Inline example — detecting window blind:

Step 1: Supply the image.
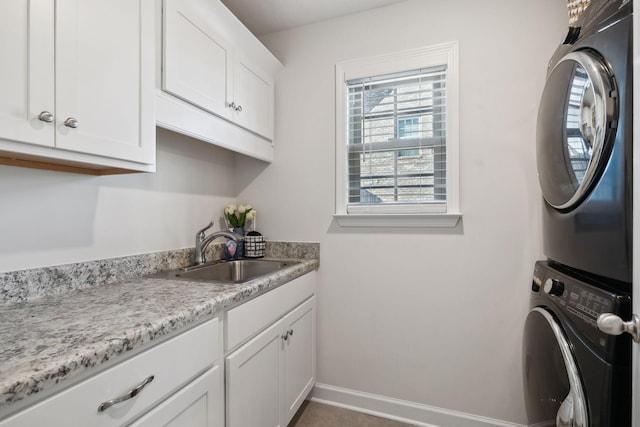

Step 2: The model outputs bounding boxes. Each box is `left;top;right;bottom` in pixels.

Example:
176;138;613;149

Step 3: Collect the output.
346;65;447;213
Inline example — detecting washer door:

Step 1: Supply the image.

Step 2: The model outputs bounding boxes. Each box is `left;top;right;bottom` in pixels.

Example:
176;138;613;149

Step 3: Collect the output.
523;307;588;427
536;49;618;211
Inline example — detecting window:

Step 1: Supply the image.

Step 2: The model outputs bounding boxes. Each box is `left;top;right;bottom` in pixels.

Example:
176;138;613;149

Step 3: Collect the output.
335;42;460;227
397;117;421;156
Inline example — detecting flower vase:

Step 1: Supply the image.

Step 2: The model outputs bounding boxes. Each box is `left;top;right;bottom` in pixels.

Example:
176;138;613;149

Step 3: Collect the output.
234;227;245;258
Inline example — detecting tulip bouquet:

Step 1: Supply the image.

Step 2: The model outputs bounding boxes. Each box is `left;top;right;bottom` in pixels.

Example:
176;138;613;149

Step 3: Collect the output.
224;203;256;229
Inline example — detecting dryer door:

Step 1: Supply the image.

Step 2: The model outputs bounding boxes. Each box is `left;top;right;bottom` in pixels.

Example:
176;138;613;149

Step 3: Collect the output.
536;49;618;211
523;307;588;427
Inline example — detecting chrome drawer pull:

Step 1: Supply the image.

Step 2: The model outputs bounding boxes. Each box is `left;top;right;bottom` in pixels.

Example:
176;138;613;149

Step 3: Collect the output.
97;375;155;412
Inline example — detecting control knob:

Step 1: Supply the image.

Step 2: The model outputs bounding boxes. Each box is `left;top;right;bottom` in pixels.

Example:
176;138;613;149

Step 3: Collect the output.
543;278;564;296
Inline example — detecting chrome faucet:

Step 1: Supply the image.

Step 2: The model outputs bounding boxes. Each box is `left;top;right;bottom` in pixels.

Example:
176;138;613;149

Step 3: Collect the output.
194;221;243;265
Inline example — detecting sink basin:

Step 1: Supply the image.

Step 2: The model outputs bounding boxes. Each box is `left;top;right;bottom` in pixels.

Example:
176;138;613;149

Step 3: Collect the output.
164;259;299;283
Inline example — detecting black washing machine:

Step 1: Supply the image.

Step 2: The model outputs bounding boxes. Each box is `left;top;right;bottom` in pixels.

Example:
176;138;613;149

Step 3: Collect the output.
523;261;631;427
536;0;632;284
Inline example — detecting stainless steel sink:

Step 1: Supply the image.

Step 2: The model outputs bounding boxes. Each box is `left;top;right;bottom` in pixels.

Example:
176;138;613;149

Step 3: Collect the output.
160;259;299;284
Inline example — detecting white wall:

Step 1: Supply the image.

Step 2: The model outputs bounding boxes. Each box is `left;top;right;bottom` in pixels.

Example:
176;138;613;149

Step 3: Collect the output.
236;0;567;424
0;128;237;272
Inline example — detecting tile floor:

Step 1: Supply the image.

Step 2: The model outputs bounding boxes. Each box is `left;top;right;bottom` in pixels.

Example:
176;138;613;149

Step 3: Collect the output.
289;401;414;427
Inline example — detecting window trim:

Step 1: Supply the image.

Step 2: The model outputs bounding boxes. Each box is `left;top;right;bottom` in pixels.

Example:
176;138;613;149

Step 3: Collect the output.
334;42;461;228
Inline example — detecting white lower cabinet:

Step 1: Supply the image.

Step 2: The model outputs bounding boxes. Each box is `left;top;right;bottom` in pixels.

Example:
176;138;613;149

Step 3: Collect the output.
130;366;222;427
0;318;222;427
0;273;317;427
226;319;283;427
281;298;316;424
225;274;317;427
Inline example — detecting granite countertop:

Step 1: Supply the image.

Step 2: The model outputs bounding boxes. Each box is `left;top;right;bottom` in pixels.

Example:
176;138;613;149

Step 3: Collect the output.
0;243;319;417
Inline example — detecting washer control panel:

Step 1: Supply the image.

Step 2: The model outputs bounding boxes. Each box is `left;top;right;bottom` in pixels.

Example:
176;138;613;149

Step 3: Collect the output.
565;283;615;329
532;261;630;358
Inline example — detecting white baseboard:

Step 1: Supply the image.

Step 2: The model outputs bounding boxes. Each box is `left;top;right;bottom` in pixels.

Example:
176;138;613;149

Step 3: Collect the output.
309;383;526;427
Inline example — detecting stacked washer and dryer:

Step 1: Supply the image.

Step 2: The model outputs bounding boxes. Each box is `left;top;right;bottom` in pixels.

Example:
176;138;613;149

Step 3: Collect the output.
522;1;633;426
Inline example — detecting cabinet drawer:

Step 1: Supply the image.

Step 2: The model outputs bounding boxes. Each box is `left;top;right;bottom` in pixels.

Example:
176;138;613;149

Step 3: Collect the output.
0;318;218;427
225;273;315;351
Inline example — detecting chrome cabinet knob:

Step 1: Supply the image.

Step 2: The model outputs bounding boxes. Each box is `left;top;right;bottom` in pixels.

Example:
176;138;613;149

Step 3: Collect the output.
597;313;640;342
64;117;79;128
281;329;294;341
38;111;54;123
226;102;242;112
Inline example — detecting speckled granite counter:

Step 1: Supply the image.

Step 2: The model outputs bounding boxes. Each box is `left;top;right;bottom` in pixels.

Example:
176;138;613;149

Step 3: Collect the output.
0;242;319;417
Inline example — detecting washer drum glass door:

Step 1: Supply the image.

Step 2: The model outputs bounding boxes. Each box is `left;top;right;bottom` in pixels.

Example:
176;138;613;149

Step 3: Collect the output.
536;49;618;211
523;308;588;427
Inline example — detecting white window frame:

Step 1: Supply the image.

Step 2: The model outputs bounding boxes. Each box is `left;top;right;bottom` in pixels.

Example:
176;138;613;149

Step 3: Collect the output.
334;42;461;228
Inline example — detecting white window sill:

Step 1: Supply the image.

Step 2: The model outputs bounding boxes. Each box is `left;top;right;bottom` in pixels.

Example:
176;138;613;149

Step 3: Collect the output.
333;213;462;228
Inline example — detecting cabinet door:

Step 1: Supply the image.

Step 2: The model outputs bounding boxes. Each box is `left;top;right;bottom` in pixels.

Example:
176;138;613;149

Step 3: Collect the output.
163;0;234;122
0;1;54;148
233;55;275;140
226;320;283;427
130;366;222;427
55;0;155;164
281;297;316;426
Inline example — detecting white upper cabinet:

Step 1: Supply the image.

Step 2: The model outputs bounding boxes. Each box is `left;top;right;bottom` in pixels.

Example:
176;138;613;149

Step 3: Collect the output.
157;0;282;162
233;55;275;140
0;1;54;149
0;0;155;175
55;0;156;165
163;0;234;123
